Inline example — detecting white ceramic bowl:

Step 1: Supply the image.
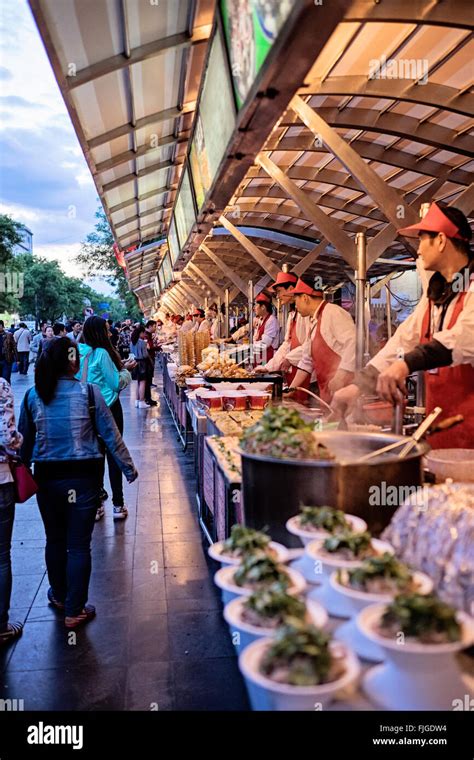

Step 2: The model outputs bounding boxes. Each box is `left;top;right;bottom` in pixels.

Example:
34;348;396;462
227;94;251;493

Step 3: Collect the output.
330;569;433;612
239;638;360;711
208;540;289;567
214;565;306;607
331;571;433;663
286;513;367;546
304;538;394;583
224;596;328;654
357;603;474;710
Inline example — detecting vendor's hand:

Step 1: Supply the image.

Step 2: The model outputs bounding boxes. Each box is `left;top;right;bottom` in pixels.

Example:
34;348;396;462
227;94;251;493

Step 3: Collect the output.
280;358;291;373
331;383;361;418
253;365;267;374
376;360;409;404
327;369;354;397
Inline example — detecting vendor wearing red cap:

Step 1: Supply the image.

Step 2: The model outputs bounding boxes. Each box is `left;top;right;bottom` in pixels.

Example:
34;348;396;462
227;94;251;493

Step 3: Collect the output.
288;276;356;402
254;271;312;385
332;204;474;448
253;292;280;363
191;308;211;334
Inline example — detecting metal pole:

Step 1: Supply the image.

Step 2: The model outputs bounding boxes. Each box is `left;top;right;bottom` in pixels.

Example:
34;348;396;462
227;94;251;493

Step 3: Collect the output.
355;232;367;371
224;288;230;338
385;284;392;339
365;281;371;365
217;296;221;339
248;279;254;366
204;296;208;310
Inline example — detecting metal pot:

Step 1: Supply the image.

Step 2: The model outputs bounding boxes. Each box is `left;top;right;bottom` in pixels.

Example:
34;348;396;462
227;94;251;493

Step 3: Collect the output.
241;431;430;545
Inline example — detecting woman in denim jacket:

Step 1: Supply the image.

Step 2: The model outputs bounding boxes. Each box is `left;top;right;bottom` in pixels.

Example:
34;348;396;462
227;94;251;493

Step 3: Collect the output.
19;338;138;629
77;316;136;522
0;379;24;645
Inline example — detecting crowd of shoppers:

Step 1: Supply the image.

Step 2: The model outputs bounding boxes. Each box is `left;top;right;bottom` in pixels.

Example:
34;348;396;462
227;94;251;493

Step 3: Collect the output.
0;312;157;641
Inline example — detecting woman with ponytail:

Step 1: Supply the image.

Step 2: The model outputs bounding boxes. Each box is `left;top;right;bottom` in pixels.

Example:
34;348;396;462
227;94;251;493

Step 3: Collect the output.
77;316;136;521
18;338;137;629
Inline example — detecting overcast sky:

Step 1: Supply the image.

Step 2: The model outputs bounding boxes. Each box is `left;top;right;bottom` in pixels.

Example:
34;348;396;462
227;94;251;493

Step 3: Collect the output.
0;0;113;295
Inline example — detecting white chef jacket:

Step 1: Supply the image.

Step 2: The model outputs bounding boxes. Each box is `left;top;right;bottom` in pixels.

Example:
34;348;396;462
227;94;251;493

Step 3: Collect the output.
253;313;280;351
180;320;194;334
369;279;474;373
192;319;211;334
264;312;311;372
210;317;220;340
298;302;356;375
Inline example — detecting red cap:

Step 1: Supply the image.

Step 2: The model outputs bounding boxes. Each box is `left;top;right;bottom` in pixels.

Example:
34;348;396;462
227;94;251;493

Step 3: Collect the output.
398;202;469;240
291;278;323;297
255;293;272;304
269;271;298;292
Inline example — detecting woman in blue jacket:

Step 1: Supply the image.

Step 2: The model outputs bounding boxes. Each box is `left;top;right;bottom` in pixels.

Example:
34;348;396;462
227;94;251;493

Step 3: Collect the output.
77;317;136;521
19;337;137;629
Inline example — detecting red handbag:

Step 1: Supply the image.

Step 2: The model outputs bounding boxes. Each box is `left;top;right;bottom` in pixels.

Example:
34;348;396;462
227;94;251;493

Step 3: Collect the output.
8;457;38;503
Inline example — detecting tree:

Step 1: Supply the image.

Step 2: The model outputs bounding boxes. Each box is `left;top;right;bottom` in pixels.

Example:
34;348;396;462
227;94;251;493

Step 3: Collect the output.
21;258;69;323
0;215;27;313
76;207;143;321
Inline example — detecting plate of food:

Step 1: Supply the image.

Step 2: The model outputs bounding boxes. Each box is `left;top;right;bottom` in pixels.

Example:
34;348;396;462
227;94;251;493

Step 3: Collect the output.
238;618;360;711
224;584;327;654
208;525;289;566
358;593;474;709
286;506;367;546
214;551;306;606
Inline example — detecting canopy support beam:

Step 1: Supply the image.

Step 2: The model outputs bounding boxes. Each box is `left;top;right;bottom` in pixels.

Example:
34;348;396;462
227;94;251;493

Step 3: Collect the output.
257;154;357;268
201;243;248;296
218;216;280;279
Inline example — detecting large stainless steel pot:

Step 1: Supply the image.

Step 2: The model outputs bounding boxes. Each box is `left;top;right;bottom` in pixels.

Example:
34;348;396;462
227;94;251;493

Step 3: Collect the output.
241;431;430;545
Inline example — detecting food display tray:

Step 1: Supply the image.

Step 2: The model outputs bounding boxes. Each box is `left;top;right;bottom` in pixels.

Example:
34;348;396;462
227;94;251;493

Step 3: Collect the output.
203;374;283;398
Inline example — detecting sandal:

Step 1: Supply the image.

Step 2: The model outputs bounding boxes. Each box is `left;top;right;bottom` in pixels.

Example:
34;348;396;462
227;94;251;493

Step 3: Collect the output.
65;604;96;629
0;621;24;646
47;587;65;611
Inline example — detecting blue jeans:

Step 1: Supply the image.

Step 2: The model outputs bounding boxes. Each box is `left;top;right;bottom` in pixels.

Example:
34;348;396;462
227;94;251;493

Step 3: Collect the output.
0;483;16;632
36;476;99;617
0;360;12;384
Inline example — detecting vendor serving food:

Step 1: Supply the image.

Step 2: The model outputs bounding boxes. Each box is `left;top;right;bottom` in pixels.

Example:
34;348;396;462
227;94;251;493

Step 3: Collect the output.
254;271;312;391
332;204;473;448
288;276;356;402
252;292;280;364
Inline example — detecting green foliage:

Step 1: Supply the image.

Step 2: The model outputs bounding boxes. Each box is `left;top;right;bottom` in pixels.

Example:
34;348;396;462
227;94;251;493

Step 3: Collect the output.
381;593;461;642
76;206;143;321
299;506;350;532
0;215;27;313
260;619;332;686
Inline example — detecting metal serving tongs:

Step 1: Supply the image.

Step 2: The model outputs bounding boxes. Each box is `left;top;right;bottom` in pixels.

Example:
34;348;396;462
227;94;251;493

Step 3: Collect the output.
356;406;444;463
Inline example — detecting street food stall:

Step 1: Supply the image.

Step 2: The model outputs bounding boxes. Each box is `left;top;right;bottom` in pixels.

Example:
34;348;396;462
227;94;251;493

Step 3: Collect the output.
31;0;473;714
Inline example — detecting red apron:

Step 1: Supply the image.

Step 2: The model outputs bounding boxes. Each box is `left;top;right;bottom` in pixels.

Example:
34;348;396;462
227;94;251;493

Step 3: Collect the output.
285;313;311;403
310;302;352;403
255;314;274;363
421;292;474;448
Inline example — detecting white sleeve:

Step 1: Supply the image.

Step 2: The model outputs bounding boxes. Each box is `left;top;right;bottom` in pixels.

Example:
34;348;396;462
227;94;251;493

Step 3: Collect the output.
260;315;280;349
369;298;427;373
322;306;356;372
433;289;474;366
